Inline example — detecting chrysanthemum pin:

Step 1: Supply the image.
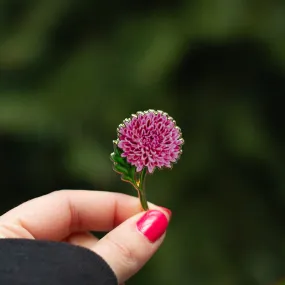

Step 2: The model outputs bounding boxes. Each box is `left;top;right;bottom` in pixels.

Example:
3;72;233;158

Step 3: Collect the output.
110;110;184;211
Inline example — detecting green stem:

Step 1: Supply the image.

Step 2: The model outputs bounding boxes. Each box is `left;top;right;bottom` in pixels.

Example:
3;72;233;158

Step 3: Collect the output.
137;167;148;211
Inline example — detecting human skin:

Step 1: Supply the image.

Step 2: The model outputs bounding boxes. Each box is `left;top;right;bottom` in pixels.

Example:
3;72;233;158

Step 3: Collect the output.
0;190;171;284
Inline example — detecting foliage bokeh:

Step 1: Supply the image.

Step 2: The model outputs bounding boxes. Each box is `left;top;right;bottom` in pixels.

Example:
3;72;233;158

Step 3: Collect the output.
1;1;285;284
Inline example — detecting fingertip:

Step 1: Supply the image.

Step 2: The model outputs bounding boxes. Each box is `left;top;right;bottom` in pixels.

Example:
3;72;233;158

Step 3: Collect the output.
147;203;172;221
93;209;169;283
159;207;172;220
136;210;169;243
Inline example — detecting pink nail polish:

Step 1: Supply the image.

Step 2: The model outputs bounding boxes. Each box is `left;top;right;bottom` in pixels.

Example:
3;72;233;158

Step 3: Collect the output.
136;210;169;243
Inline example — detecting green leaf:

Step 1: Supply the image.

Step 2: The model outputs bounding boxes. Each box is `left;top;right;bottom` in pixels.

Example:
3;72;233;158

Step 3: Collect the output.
113;164;129;175
114;143;121;156
111;142;137;185
110;152;118;163
111;144;130;167
113;163;136;184
111;152;127;166
121;174;134;183
129;165;135;178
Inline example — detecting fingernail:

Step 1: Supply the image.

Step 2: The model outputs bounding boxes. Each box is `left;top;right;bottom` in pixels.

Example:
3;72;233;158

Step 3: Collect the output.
160;207;172;219
136;210;169;243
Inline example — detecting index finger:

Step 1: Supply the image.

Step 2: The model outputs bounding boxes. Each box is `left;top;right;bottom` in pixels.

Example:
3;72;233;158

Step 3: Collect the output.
0;190;154;241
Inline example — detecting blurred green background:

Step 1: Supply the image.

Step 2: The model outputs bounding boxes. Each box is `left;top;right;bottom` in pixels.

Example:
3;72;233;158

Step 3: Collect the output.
1;0;285;284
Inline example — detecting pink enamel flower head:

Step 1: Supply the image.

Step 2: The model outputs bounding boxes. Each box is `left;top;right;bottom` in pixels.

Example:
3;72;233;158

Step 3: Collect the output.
117;110;183;173
111;110;183;211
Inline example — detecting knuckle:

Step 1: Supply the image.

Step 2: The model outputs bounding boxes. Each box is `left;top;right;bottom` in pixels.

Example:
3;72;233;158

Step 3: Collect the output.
105;235;137;267
50;190;81;231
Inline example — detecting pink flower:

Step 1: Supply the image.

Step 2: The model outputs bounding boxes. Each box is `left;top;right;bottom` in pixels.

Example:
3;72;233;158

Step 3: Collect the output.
117;110;183;173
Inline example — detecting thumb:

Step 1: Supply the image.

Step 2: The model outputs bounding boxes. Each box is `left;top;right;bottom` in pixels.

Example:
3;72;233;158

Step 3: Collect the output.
93;209;171;284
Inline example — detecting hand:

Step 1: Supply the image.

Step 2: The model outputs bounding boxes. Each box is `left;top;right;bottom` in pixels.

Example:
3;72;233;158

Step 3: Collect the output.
0;190;171;284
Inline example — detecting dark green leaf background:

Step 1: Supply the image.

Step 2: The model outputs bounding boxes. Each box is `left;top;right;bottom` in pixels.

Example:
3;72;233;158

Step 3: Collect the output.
1;1;285;284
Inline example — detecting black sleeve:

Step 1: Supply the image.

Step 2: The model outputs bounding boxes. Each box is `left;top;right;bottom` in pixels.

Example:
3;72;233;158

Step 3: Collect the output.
0;239;118;285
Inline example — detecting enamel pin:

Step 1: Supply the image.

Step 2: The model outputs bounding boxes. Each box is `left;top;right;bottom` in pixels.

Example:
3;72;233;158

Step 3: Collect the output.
111;110;184;211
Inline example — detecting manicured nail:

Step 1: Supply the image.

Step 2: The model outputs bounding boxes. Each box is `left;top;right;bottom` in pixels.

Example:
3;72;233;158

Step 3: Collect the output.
136;210;169;243
160;207;172;219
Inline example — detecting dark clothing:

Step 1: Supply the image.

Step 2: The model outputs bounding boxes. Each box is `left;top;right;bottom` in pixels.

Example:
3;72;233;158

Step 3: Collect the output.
0;239;117;285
